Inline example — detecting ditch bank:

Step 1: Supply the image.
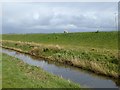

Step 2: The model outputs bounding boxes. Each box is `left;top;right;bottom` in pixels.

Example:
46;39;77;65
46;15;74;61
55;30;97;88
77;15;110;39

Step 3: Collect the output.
2;48;120;88
1;40;119;79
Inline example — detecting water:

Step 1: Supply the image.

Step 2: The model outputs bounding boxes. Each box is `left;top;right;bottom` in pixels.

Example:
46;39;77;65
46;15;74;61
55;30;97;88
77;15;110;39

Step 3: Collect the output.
1;48;120;88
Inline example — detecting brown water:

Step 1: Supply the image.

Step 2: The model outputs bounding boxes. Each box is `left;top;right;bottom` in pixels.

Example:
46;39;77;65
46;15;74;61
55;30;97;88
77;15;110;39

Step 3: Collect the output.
1;48;120;88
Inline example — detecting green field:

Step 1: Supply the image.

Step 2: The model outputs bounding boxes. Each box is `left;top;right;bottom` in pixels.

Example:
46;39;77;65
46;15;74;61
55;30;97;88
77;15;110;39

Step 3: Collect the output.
2;31;118;50
2;53;80;88
2;31;119;78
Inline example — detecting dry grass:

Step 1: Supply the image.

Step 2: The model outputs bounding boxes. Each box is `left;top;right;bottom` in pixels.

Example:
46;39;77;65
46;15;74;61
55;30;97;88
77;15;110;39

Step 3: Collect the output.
1;40;119;79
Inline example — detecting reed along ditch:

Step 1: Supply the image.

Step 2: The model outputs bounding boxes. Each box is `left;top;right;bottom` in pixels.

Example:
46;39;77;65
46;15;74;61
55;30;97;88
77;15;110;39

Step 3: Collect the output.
1;48;120;88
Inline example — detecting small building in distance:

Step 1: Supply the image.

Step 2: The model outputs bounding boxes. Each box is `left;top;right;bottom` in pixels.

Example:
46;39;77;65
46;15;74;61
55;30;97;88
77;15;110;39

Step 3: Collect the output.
64;30;68;33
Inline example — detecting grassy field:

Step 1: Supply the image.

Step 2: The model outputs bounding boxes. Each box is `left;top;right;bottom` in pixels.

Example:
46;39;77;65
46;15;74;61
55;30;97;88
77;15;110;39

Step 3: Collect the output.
2;31;118;50
2;53;80;88
2;31;119;78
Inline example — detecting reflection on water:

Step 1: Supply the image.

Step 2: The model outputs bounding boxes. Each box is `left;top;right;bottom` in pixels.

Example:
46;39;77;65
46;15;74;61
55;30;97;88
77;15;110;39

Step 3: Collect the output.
1;48;120;88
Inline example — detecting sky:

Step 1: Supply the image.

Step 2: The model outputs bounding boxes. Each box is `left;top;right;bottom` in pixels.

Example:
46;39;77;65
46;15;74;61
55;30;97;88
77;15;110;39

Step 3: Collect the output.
2;2;118;34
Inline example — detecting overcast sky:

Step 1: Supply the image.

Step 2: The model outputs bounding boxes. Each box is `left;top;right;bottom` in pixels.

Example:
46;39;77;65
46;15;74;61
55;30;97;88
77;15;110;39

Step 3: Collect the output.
2;2;118;34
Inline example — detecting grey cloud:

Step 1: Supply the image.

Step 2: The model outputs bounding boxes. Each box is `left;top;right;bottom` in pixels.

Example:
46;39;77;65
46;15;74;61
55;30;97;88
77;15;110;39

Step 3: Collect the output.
2;2;118;34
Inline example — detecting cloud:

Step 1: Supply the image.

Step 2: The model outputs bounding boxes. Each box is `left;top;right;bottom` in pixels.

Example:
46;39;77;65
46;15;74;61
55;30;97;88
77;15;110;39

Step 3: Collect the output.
2;2;118;33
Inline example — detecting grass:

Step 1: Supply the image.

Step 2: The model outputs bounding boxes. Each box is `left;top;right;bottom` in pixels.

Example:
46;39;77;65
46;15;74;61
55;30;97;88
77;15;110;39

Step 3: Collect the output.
1;31;119;78
2;31;118;50
0;52;2;89
2;53;80;88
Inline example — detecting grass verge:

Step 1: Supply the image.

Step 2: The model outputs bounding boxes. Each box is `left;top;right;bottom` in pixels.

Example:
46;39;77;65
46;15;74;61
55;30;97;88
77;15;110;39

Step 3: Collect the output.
2;53;80;88
0;52;2;89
